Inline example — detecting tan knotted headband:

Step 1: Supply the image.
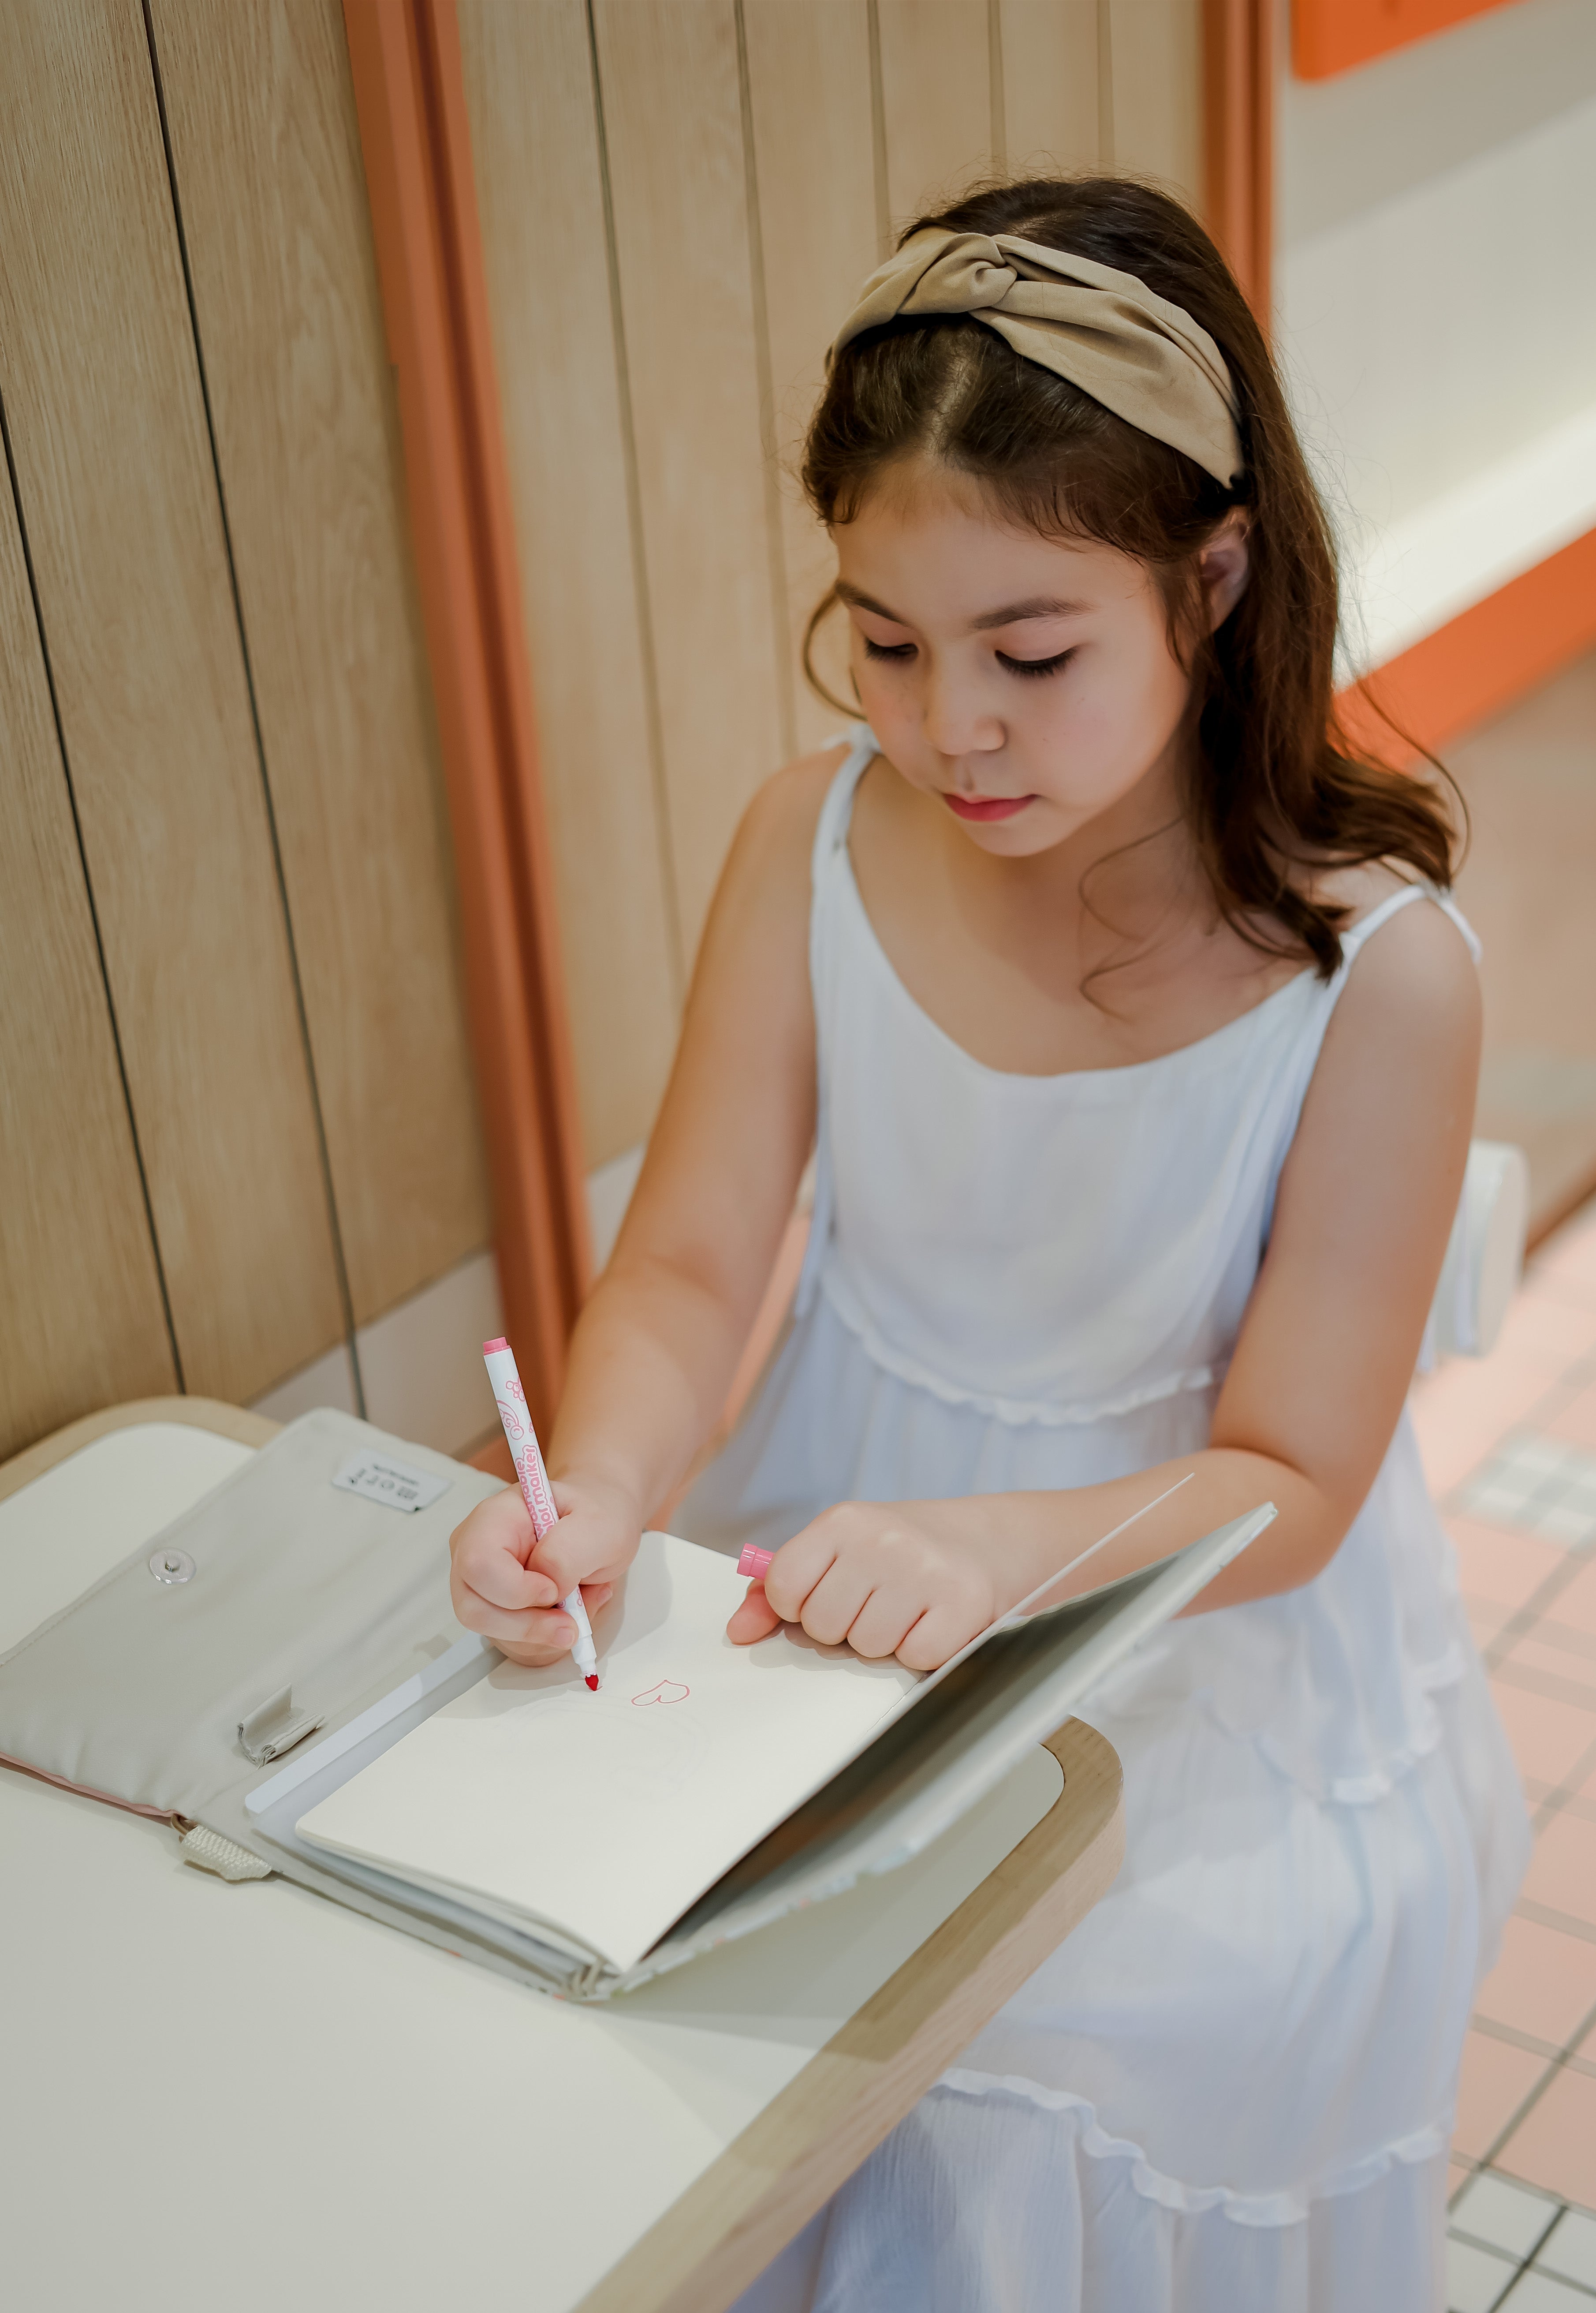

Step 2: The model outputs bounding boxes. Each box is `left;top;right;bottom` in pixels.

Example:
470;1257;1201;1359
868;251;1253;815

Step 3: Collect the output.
829;228;1244;489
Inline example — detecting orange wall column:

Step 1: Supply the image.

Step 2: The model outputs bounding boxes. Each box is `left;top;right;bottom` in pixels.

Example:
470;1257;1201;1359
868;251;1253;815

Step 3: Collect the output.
1203;0;1274;327
343;0;589;1431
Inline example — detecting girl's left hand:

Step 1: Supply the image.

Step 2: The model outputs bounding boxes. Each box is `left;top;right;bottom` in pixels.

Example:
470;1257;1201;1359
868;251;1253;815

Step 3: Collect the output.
726;1500;1007;1670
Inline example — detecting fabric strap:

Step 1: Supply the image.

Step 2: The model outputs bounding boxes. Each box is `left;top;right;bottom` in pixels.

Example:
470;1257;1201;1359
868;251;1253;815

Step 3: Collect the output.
830;229;1243;488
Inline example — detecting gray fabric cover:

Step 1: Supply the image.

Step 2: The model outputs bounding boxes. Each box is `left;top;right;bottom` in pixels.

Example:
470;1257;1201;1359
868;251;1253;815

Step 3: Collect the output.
0;1409;578;1987
0;1408;498;1831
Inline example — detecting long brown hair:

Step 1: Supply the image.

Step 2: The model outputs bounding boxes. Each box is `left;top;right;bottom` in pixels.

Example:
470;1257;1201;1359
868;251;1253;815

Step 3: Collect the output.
802;176;1460;977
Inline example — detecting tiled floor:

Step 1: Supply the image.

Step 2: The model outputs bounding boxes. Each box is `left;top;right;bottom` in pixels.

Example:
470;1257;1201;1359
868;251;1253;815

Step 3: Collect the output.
1411;1198;1596;2308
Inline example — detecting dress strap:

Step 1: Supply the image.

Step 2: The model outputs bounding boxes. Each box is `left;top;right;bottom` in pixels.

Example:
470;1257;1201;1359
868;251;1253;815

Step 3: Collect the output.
1257;882;1479;1252
1336;882;1482;971
808;723;880;888
795;725;880;1323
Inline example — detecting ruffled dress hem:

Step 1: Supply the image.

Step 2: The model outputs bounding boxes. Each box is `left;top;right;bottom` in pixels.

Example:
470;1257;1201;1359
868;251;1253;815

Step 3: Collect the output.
936;2070;1448;2228
1188;1639;1469;1805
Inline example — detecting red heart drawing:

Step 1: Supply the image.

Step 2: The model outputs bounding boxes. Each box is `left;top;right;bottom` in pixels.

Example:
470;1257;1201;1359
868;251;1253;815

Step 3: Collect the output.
631;1679;690;1708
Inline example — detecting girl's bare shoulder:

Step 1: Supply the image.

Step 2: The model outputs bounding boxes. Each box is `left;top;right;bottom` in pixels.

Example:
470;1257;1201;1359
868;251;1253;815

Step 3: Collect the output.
697;745;851;972
1316;861;1480;1050
748;741;850;829
725;742;851;882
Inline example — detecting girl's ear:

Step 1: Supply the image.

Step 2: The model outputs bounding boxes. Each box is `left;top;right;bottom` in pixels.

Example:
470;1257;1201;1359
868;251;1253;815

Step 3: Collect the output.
1198;509;1251;632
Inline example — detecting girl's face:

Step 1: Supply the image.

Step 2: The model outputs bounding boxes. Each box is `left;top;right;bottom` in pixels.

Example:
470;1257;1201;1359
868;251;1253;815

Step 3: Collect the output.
834;467;1247;860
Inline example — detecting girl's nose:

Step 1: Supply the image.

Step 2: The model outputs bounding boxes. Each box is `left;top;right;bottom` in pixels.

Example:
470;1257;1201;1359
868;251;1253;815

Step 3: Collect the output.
921;671;1003;760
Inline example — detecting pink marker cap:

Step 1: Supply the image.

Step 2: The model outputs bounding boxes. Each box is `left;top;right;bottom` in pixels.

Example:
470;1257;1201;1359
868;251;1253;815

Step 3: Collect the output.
737;1544;774;1581
483;1337;509;1354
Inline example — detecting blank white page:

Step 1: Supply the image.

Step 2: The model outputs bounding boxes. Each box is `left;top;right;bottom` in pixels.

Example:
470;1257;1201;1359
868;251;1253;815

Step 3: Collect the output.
296;1534;919;1973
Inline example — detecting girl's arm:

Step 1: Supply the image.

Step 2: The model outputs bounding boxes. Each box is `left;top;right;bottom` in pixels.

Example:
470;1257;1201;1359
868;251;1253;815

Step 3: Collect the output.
447;751;838;1661
730;895;1481;1663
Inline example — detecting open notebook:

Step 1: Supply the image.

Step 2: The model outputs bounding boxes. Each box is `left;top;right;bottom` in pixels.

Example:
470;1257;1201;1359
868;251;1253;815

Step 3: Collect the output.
269;1502;1273;1996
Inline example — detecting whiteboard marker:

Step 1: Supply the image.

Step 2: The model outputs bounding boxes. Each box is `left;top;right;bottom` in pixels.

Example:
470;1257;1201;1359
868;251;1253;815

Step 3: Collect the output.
481;1338;599;1690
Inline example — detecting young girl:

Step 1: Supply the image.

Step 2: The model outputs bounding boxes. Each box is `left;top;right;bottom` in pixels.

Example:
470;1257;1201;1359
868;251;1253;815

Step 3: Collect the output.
450;177;1529;2309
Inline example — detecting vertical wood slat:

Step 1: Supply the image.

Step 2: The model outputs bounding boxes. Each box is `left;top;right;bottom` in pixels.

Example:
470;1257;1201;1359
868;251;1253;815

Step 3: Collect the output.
342;0;590;1429
999;0;1100;175
0;452;178;1461
0;0;348;1407
147;0;492;1327
1201;0;1273;322
457;0;681;1170
1106;0;1204;208
875;0;993;227
590;0;786;957
741;0;879;758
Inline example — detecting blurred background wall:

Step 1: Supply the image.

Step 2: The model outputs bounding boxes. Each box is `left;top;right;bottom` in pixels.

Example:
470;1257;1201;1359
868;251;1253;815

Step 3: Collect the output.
1276;0;1596;1234
3;0;1592;1469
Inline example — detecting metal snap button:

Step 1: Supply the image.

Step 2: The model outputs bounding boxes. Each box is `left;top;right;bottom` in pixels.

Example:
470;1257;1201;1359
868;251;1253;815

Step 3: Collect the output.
148;1547;196;1584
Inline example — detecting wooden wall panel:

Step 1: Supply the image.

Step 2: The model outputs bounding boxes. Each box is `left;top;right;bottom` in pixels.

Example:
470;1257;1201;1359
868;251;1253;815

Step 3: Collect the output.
0;455;178;1460
148;0;492;1321
742;0;880;757
0;0;345;1404
457;0;681;1169
876;0;996;225
1000;0;1100;173
591;0;787;956
1106;0;1203;201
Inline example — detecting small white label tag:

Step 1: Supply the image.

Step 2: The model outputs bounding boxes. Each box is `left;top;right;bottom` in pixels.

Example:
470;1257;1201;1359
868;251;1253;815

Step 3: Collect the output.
331;1450;449;1515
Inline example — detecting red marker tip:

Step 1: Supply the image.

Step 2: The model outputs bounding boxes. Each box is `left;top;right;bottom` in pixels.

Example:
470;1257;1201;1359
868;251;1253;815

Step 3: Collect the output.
585;1674;599;1691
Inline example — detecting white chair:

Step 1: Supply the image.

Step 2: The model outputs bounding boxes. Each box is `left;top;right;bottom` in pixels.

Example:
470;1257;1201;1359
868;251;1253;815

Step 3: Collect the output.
1422;1141;1530;1365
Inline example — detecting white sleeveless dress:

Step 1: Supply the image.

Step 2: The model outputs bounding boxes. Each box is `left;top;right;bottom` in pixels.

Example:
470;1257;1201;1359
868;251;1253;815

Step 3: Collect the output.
681;730;1530;2313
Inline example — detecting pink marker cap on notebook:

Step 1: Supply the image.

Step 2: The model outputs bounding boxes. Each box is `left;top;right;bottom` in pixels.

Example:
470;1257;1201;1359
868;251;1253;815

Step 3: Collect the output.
737;1544;775;1581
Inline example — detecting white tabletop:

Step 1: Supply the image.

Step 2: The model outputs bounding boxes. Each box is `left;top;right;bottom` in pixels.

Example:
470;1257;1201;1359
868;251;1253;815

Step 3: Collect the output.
0;1424;1066;2313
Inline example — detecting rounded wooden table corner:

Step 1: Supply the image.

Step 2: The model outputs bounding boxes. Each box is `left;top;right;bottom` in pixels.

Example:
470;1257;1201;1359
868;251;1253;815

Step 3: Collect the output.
0;1394;281;1506
577;1716;1124;2313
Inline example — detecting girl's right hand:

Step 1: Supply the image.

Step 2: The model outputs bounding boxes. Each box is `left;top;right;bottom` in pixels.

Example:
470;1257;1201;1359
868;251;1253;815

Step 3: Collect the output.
448;1471;641;1667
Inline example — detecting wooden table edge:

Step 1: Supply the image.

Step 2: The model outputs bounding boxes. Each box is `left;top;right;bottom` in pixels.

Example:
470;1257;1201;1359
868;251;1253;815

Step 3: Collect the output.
3;1402;1125;2313
0;1395;282;1505
577;1715;1124;2313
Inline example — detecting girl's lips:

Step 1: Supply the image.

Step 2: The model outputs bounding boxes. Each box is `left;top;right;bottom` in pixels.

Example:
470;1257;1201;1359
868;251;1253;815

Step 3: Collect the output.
943;791;1035;823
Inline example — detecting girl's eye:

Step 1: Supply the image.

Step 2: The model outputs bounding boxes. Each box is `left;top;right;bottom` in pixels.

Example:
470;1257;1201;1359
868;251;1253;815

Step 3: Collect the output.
861;637;916;662
996;648;1075;680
